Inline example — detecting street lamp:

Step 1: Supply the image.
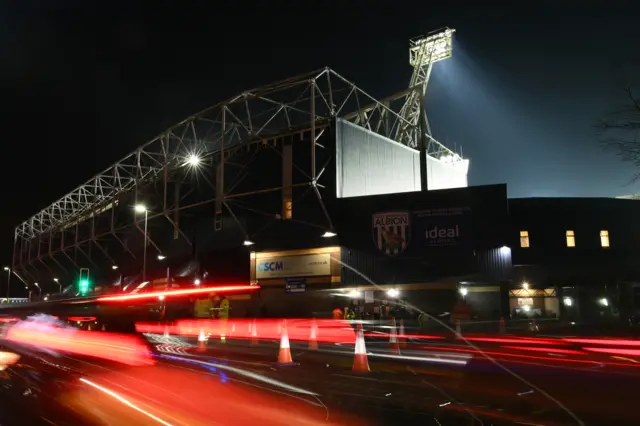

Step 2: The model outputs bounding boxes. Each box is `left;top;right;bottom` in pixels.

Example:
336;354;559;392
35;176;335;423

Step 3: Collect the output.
157;254;166;261
3;266;10;298
322;231;337;238
34;282;41;297
53;278;61;294
185;153;201;167
135;204;148;282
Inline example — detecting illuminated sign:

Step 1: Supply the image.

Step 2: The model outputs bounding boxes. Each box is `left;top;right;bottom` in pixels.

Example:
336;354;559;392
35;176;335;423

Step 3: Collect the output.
256;253;331;279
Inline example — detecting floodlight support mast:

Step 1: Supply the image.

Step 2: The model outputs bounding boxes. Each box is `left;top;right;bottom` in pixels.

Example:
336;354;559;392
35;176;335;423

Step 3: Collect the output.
395;27;456;149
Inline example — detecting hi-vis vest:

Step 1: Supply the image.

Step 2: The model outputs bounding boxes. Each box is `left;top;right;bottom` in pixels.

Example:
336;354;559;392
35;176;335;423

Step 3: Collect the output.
195;298;213;318
218;299;230;319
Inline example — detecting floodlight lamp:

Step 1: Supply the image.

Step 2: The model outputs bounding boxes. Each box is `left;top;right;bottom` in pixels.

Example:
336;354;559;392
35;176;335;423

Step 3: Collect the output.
112;265;118;270
322;231;337;238
194;279;201;285
409;27;455;67
243;240;254;246
53;278;59;282
459;287;468;296
157;255;166;261
3;267;8;271
134;204;147;213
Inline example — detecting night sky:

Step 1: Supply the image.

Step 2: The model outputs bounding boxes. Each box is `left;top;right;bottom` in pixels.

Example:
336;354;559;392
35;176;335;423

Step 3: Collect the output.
2;2;639;265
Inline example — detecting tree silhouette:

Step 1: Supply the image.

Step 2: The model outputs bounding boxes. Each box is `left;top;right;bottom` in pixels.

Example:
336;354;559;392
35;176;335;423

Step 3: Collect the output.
597;85;640;182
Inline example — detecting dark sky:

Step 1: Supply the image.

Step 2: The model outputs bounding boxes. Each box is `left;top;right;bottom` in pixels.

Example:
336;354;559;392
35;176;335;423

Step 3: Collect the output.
2;2;640;263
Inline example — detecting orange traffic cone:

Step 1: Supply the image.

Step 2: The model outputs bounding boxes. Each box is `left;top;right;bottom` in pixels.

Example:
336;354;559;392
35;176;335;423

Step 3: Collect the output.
308;319;318;350
499;317;506;334
389;317;400;354
251;319;258;346
197;328;208;352
277;320;293;364
352;323;370;373
399;318;407;348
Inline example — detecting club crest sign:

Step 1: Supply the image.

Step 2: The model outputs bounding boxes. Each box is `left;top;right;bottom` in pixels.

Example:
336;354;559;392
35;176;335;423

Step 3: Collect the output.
372;212;410;256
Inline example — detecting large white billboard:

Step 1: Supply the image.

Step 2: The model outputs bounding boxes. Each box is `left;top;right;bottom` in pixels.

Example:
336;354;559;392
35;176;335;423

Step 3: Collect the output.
255;253;331;279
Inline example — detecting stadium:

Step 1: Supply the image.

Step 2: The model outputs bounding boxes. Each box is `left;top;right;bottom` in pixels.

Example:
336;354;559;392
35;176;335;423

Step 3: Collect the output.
10;28;514;318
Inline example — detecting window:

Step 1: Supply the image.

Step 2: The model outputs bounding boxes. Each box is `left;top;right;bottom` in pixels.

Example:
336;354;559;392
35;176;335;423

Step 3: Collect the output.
519;231;530;248
566;230;575;247
600;230;610;248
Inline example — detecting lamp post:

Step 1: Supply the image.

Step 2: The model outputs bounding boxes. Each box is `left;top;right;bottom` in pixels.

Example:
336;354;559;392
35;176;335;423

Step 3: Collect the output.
34;282;42;297
3;266;10;298
53;278;61;294
135;204;148;282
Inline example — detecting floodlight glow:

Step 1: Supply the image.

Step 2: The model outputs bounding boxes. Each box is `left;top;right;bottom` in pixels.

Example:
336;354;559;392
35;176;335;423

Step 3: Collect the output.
3;267;8;271
112;265;118;270
134;204;147;213
194;279;201;286
322;231;337;238
243;240;254;246
459;287;468;297
387;289;399;298
157;255;166;260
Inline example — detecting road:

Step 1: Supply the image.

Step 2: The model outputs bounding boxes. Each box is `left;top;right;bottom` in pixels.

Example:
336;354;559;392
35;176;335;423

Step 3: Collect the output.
3;324;640;425
138;332;640;425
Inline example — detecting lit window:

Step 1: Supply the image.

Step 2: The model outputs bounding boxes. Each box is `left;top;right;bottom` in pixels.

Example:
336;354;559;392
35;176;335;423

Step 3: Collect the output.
600;230;610;248
519;231;530;248
566;230;575;248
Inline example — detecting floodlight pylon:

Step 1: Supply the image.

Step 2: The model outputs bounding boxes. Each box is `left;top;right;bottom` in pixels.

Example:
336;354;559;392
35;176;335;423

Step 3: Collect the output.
395;27;455;148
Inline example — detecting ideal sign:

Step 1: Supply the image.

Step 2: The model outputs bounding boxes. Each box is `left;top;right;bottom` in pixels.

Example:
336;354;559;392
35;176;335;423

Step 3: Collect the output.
417;207;470;247
425;225;460;242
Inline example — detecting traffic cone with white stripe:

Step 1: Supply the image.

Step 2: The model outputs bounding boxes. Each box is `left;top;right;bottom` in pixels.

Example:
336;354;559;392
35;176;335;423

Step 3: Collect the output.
308;319;318;350
277;320;293;364
399;318;407;348
352;323;370;373
389;317;400;354
197;328;208;352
